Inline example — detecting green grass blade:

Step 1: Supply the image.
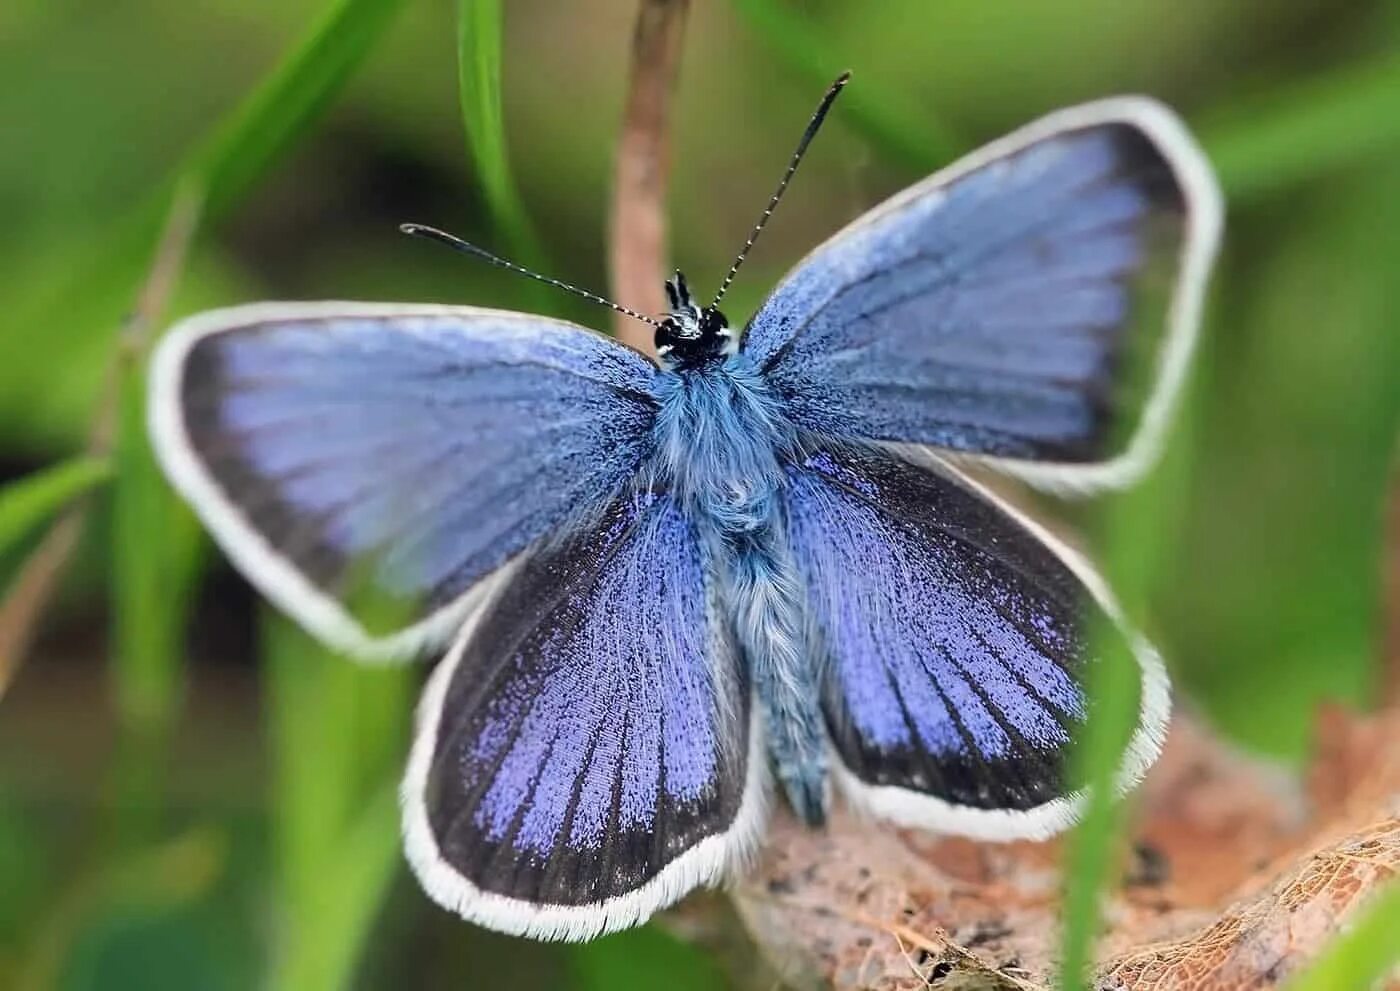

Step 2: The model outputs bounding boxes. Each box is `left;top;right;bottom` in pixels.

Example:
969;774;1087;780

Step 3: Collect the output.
1057;356;1203;989
728;0;962;171
187;0;411;220
0;458;110;559
264;611;411;991
1055;631;1141;991
107;354;208;851
1203;52;1400;202
1057;515;1160;987
110;362;205;736
109;186;205;747
296;782;404;991
456;0;542;258
1282;881;1400;991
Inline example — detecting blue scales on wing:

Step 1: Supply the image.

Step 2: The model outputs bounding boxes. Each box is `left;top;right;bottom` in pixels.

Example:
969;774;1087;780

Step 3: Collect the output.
746;118;1192;471
409;489;752;923
784;444;1149;828
162;306;659;656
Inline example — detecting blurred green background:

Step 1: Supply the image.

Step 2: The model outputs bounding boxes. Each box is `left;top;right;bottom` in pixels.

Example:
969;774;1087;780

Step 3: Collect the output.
2;0;1399;988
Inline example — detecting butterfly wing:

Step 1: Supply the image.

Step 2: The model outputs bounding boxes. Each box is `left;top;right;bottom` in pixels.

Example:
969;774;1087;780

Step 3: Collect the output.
784;444;1167;838
401;489;762;940
746;98;1221;494
149;302;659;661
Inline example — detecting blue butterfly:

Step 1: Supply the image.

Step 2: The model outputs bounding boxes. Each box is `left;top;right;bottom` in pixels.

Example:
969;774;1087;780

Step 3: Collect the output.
148;76;1221;941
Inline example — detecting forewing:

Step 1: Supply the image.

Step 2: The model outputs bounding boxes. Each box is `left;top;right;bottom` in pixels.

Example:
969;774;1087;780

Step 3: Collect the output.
402;490;762;940
784;444;1167;838
748;98;1221;493
149;302;659;661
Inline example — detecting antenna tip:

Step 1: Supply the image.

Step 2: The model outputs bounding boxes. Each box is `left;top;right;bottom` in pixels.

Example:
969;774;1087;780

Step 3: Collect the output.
400;223;455;245
833;70;852;86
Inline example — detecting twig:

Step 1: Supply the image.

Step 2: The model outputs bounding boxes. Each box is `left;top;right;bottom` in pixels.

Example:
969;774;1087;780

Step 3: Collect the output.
0;182;204;697
608;0;689;353
0;513;84;695
127;185;205;357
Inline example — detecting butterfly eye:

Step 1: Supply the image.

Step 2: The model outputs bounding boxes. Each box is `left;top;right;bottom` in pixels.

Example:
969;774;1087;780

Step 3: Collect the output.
656;317;684;353
701;308;729;336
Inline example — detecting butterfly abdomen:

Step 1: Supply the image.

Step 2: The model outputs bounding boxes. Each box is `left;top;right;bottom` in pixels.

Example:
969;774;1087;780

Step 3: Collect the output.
651;357;828;824
723;525;827;823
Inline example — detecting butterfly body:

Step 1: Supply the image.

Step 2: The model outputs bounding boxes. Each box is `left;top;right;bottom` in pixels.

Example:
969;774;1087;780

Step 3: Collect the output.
651;343;828;823
149;95;1222;940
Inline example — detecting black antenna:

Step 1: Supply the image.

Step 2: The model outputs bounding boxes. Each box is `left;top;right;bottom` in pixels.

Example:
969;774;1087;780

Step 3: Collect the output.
399;223;662;328
710;71;851;310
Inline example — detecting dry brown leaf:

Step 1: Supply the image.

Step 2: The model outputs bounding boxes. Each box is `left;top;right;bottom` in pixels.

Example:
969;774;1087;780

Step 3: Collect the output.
731;705;1400;990
728;486;1400;990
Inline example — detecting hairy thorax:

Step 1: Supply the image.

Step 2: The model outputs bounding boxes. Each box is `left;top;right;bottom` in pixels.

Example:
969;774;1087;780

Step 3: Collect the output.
650;354;796;537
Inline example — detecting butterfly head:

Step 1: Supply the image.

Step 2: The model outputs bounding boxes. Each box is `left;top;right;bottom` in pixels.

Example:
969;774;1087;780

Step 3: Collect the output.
656;270;732;368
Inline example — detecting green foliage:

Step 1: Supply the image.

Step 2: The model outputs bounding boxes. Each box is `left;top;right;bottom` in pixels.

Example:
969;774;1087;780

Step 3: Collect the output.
263;613;411;991
571;925;729;991
1162;164;1400;755
32;829;233;991
0;0;411;453
185;0;411;221
0;457;109;560
1203;52;1400;202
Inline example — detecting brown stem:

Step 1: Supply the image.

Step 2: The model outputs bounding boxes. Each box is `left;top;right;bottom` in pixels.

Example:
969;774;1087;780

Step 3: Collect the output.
0;182;203;698
608;0;689;354
0;512;84;695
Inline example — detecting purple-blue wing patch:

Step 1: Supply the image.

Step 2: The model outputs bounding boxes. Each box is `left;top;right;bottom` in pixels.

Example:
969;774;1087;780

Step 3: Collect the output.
785;445;1129;813
164;308;657;647
747;121;1190;464
413;489;750;909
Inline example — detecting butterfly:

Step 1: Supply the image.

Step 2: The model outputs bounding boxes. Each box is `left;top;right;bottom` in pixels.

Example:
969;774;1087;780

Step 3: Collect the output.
148;75;1221;941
